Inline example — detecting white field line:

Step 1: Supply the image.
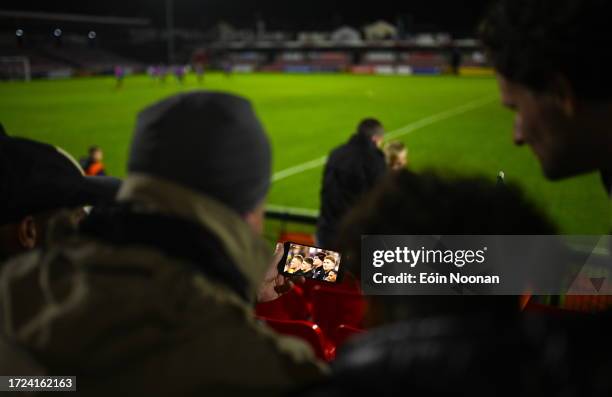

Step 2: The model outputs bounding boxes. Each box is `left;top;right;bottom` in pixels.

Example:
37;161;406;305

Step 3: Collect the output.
272;156;329;182
265;204;320;217
271;95;497;183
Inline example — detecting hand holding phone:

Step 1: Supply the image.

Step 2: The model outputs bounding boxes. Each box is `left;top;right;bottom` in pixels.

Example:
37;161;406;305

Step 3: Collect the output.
257;243;306;303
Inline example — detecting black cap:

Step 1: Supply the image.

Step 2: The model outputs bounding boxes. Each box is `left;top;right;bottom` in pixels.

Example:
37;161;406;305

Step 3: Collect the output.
0;135;121;225
128;91;271;214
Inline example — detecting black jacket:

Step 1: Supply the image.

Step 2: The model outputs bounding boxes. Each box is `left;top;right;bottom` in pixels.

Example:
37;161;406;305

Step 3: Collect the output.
312;266;325;280
317;133;386;247
297;270;314;279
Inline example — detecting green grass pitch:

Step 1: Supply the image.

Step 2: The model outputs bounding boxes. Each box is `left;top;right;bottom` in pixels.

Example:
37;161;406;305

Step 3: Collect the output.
0;73;609;236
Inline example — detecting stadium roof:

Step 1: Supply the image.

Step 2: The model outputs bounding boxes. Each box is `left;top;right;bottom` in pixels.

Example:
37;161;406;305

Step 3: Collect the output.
0;10;150;26
3;0;490;36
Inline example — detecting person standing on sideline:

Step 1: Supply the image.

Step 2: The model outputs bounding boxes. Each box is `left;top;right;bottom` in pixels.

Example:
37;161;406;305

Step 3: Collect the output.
317;118;386;248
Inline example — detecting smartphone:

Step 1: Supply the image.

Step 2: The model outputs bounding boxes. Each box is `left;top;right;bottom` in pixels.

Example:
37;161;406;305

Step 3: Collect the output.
278;242;343;284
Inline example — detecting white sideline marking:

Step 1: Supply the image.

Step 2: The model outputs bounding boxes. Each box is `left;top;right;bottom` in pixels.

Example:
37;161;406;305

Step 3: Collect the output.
266;204;320;217
271;95;497;183
272;156;328;182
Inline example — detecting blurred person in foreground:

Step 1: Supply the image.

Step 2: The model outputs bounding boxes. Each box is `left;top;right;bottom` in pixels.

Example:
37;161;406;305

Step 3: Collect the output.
317;118;386;248
383;141;408;171
0;92;326;395
0;135;120;262
301;171;612;397
80;145;107;176
480;0;612;200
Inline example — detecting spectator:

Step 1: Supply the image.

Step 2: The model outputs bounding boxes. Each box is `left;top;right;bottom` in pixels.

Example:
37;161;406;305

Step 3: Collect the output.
288;255;304;274
312;252;326;280
338;170;556;290
299;257;315;278
0;135;120;262
383;141;408;171
324;269;337;283
449;46;462;76
81;145;106;176
301;171;612;396
0;92;325;395
322;256;336;273
480;0;612;197
317;118;386;248
114;65;125;88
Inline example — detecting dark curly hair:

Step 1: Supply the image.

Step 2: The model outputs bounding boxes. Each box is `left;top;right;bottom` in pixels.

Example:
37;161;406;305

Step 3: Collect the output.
337;170;557;319
338;170;556;279
357;118;383;138
480;0;612;100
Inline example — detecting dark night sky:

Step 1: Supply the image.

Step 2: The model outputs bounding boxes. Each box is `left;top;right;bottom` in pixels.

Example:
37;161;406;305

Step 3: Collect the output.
3;0;493;36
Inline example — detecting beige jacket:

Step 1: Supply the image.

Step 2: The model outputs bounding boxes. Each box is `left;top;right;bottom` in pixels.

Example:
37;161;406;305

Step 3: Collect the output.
0;175;327;395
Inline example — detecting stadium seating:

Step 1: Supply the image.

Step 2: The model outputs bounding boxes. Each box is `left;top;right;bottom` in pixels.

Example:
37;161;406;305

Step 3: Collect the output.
310;285;367;336
265;51;350;73
228;51;264;72
255;270;367;354
362;51;396;65
43;44;141;73
0;33;141;79
258;317;336;361
277;231;315;246
0;44;71;79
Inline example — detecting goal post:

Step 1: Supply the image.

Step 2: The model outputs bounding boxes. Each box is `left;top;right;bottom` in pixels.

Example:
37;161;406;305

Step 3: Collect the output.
0;56;31;82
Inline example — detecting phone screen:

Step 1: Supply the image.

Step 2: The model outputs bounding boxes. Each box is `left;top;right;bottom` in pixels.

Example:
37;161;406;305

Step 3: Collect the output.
280;242;342;283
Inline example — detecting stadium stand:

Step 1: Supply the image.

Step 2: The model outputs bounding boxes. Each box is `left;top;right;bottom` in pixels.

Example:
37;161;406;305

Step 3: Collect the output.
399;51;447;74
1;9;490;80
228;51;264;72
262;52;350;73
0;37;69;78
41;43;141;73
0;33;140;78
362;51;396;66
258;317;336;362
